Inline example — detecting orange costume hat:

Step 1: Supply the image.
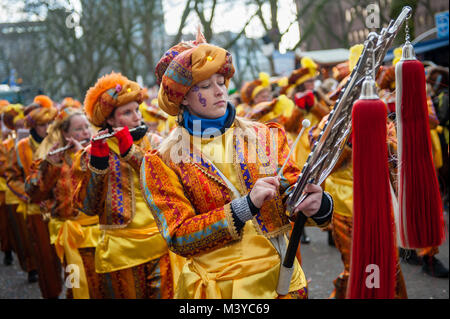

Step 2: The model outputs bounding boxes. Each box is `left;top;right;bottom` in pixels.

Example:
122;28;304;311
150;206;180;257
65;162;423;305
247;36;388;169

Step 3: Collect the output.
84;72;148;127
24;95;58;128
280;57;318;95
60;97;82;110
0;100;10;109
240;72;271;105
155;29;235;116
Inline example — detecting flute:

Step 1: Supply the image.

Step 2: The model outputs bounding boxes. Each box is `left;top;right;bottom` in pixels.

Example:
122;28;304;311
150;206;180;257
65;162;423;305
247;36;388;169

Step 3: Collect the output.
91;125;147;141
48;139;91;156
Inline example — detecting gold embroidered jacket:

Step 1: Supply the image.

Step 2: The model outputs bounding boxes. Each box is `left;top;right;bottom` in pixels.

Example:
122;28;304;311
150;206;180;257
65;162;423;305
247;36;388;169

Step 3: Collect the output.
141;120;330;258
73;133;161;229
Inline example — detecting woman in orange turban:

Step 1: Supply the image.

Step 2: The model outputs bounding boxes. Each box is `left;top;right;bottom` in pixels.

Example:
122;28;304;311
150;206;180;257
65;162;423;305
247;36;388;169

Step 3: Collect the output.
72;72;179;299
5;95;62;298
141;30;333;299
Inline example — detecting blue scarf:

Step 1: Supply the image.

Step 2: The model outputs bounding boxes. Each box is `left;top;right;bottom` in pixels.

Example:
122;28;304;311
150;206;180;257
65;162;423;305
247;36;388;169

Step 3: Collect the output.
183;102;236;136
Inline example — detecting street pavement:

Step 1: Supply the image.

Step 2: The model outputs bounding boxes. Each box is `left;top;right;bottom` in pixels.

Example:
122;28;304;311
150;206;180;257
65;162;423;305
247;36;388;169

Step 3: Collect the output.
0;215;448;299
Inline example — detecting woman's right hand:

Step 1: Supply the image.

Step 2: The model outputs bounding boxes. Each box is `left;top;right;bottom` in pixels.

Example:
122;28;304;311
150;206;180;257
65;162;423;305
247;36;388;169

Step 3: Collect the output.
249;176;281;208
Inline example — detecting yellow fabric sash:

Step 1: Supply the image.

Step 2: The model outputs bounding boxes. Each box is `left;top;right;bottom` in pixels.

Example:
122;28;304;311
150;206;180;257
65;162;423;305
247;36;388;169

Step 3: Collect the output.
105;224;161;239
0;177;7;192
15;202;41;220
175;221;305;299
48;218;65;245
15;201;29;219
54;215;99;299
4;188;20;205
185;255;280;299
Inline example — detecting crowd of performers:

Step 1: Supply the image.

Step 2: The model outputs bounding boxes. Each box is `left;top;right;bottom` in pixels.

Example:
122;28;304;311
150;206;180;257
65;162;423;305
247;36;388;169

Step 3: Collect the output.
0;31;448;299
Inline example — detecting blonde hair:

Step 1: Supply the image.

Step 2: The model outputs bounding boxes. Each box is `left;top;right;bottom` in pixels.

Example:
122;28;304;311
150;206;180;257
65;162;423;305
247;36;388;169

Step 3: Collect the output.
35;111;87;160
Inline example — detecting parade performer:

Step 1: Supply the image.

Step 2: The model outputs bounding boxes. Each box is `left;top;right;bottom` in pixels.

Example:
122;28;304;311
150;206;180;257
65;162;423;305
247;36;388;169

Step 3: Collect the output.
328;45;364;104
139;100;170;136
5;96;62;297
0;100;15;266
238;72;273;117
246;94;294;124
73;72;178;299
2;103;39;282
280;57;331;245
281;56;329;169
25;106;106;298
140;30;334;299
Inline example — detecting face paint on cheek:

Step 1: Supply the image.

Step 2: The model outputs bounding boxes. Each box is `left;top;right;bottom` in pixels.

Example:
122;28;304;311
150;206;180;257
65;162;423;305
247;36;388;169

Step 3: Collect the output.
192;86;207;108
198;92;207;108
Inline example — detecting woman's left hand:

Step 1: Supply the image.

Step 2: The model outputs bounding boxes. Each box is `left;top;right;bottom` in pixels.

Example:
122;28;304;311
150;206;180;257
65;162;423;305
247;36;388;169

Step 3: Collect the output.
292;183;323;217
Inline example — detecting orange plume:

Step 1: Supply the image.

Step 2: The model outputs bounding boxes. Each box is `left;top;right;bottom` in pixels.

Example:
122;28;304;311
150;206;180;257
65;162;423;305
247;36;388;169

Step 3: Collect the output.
0;100;10;107
33;95;53;108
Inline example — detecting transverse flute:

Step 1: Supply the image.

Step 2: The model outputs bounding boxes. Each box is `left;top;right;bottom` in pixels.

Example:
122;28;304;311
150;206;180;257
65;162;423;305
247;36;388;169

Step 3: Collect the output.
48;139;91;156
91;125;147;141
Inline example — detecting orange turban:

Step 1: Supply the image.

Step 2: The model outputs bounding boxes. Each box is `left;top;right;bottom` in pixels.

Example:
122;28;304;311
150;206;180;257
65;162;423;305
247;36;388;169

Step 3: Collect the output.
156;30;235;116
84;72;148;127
60;97;82;110
24;95;58;128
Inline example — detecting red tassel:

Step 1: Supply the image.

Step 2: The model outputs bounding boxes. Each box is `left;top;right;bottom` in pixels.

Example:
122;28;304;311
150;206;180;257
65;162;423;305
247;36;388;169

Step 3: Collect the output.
396;59;445;248
348;99;396;299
